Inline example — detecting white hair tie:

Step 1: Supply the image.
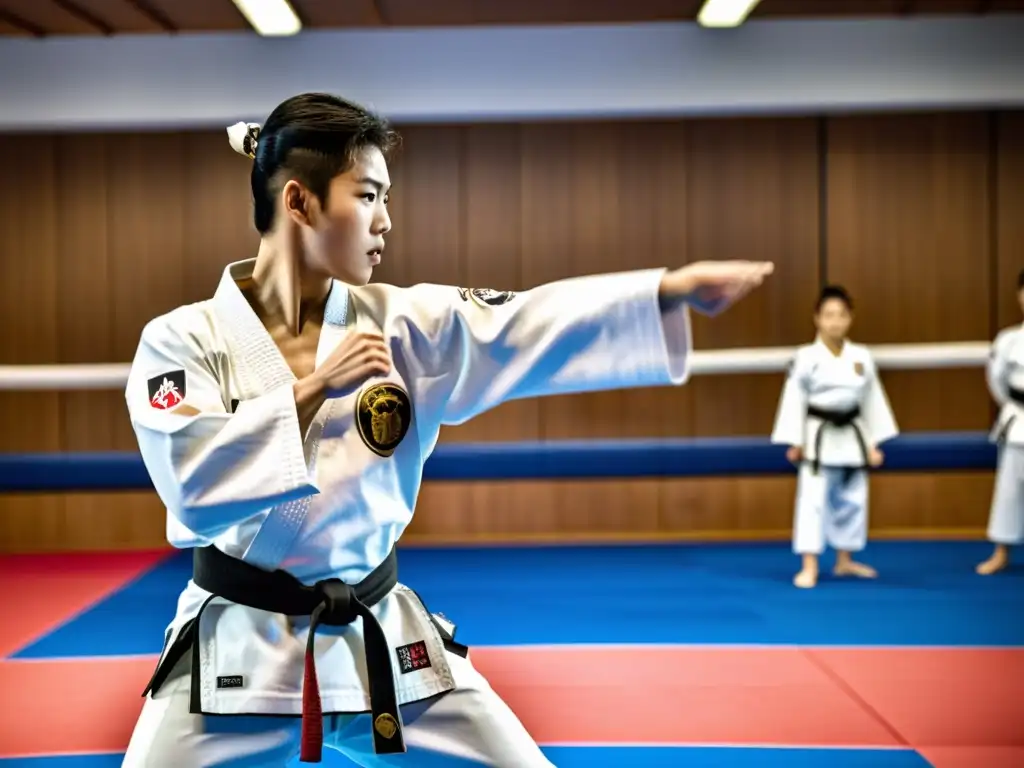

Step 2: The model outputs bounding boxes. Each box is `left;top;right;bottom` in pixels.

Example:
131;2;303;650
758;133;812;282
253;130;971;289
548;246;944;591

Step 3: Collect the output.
227;121;261;159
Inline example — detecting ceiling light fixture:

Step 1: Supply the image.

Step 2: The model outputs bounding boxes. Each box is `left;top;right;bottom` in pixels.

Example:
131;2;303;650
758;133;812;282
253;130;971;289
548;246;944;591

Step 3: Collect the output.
697;0;763;28
231;0;302;37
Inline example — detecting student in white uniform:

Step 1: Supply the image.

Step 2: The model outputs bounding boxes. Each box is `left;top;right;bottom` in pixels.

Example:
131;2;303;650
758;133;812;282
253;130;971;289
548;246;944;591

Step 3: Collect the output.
771;285;899;589
121;92;774;768
977;268;1024;576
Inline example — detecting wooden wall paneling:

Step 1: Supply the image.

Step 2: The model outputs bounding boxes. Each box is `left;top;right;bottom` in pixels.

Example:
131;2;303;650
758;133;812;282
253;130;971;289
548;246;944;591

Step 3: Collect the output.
53;134;137;550
826;113;994;531
0;112;1016;552
995;112;1024;331
0;136;62;551
426;124;555;539
660;117;821;536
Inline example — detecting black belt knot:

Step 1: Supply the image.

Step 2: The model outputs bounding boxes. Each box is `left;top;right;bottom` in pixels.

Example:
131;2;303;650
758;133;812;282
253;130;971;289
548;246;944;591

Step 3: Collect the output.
311;579;358;626
805;404;868;480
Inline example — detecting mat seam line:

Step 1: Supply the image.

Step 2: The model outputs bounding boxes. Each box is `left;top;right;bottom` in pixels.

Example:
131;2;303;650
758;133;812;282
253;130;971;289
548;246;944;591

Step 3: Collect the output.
3;552;174;660
799;647;913;749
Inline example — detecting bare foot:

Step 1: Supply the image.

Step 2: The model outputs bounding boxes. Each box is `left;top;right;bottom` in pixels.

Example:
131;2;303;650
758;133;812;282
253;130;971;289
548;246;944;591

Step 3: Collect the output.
976;545;1009;575
794;567;818;588
833;560;878;579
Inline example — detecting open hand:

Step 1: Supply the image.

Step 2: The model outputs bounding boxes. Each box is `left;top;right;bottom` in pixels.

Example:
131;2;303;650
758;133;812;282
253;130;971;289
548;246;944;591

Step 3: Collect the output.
660;261;775;317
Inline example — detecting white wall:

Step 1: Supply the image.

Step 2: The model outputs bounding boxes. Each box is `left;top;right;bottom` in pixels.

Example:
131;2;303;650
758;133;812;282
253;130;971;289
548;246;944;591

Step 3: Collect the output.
1;16;1022;131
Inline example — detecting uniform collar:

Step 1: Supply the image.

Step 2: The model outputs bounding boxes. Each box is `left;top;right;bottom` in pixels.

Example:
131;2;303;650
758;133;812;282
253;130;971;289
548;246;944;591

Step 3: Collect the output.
814;334;847;358
213;259;351;332
211;259;352;391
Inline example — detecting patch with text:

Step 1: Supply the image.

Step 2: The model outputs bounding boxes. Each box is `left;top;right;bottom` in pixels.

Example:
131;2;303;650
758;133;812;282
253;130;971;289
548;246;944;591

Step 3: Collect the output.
396;640;431;674
148;370;186;410
216;675;244;689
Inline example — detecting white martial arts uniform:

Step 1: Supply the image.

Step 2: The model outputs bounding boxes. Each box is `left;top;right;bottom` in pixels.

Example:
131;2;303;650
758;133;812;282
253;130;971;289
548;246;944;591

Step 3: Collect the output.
770;337;899;556
985;324;1024;546
122;259;693;767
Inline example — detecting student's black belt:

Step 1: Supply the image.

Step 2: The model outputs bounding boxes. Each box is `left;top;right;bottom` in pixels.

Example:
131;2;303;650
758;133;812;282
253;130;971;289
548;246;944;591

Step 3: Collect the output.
194;545;402;762
805;405;869;478
143;546;404;763
995;386;1024;442
1009;386;1024;406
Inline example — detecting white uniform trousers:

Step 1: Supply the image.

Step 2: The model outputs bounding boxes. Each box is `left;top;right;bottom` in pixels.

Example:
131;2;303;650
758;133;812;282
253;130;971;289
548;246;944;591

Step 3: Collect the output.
793;464;869;555
122;651;554;768
987;443;1024;545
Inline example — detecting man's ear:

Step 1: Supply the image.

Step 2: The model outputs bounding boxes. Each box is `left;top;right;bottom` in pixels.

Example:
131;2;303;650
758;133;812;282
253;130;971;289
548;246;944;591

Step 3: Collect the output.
282;179;315;228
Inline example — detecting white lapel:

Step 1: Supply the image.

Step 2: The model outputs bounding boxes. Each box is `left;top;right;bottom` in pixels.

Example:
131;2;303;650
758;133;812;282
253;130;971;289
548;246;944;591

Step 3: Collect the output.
210;261;351;571
212;259;297;397
315;279;351;368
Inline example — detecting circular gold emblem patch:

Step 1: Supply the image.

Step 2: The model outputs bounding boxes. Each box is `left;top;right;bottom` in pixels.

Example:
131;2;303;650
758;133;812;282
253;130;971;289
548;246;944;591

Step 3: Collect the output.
356;383;412;457
374;712;399;739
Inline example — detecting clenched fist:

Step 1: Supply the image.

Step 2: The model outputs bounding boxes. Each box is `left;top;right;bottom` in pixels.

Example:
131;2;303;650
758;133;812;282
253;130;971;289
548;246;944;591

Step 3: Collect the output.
314;332;393;399
293;332;392;434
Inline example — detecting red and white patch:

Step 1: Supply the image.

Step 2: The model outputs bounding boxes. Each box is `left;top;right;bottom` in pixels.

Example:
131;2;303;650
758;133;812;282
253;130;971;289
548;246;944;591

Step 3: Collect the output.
147;370;187;410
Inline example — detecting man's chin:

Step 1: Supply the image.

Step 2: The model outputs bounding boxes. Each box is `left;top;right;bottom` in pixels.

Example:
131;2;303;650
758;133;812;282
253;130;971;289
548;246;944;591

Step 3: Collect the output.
333;265;374;287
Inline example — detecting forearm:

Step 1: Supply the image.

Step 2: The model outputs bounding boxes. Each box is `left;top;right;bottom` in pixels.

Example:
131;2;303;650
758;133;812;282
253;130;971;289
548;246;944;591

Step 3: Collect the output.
293;374;329;437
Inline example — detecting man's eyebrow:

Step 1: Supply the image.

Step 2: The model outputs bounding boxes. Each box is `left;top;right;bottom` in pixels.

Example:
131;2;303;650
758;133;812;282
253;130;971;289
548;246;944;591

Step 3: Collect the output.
357;176;389;192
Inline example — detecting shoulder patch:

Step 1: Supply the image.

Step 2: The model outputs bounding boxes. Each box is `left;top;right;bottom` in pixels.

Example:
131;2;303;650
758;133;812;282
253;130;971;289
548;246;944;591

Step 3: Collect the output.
356;382;412;458
458;287;516;307
148;370;186;410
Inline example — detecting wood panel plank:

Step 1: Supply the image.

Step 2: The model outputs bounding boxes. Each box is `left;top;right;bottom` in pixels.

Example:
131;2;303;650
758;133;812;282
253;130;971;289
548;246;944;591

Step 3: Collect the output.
995;112;1024;331
0;135;62;551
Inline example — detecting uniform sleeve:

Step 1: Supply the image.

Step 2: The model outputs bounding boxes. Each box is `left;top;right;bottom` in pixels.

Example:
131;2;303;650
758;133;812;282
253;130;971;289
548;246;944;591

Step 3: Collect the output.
986;329;1013;406
860;353;899;447
417;269;691;425
125;317;319;540
770;352;810;447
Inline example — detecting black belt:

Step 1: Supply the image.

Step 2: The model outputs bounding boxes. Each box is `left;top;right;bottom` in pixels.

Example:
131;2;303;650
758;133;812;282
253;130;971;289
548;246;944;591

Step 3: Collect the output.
1009;387;1024;406
144;547;404;763
995;387;1024;443
805;405;868;479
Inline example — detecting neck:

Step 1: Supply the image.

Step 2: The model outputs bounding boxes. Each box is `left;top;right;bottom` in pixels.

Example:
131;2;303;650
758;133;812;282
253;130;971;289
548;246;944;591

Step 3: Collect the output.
248;235;332;336
821;335;844;355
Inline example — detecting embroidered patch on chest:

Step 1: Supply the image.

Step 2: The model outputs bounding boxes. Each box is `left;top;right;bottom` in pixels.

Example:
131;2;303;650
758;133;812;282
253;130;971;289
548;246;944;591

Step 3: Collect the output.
356;383;412;457
396;640;431;674
147;370;186;410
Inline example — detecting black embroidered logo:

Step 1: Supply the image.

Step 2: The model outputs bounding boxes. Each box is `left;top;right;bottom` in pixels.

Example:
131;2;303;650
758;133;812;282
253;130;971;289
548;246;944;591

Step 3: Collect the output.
356;383;412;458
396;641;431;674
458;287;516;307
216;675;244;689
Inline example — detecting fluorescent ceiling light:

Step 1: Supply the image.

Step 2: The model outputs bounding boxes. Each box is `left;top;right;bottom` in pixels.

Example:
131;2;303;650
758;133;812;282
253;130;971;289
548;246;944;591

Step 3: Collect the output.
697;0;763;28
232;0;302;36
